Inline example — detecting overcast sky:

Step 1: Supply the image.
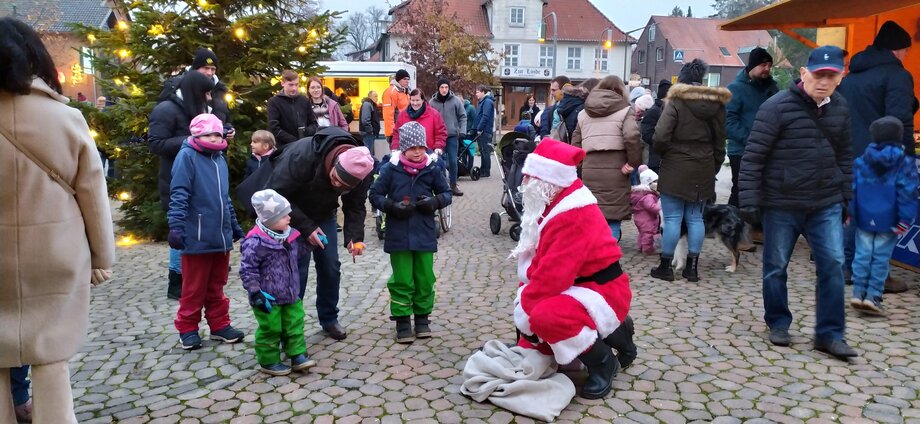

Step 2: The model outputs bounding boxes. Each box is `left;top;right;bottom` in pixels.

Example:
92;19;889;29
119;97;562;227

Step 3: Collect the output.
318;0;718;34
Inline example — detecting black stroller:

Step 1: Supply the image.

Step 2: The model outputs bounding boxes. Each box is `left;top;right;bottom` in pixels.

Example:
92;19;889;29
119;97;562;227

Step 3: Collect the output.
457;133;481;181
489;131;537;241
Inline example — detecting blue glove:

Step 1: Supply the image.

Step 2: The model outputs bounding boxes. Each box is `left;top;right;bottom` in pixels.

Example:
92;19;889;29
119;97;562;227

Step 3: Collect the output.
250;290;276;313
167;228;185;250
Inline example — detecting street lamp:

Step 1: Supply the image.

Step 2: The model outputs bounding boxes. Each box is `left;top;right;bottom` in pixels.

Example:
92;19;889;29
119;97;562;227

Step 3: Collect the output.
621;26;646;81
538;11;558;78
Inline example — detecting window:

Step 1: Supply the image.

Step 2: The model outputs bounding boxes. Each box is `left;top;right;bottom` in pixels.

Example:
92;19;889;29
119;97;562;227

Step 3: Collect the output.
656;47;664;62
504;44;520;67
80;47;94;74
594;47;608;72
567;47;582;70
540;45;554;68
706;73;721;87
637;50;646;64
510;7;524;26
720;46;731;56
648;24;656;42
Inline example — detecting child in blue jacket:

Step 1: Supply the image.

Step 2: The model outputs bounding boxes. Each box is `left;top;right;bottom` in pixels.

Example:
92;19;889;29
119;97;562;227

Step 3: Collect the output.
369;121;452;343
168;113;245;350
849;116;919;316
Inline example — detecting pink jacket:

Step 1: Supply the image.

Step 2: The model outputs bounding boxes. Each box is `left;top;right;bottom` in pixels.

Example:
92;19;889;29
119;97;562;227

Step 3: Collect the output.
630;188;660;234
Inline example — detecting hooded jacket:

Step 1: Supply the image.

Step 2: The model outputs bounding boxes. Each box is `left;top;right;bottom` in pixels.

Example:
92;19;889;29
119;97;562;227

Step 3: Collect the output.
653;83;731;202
630;187;661;235
464;99;477;132
838;45;916;157
553;86;589;142
850;142;919;232
267;91;319;147
148;94;194;209
475;93;495;133
429;91;467;137
389;102;448;151
640;98;664;171
725;70;779;156
359;97;381;136
239;226;307;304
158;73;232;126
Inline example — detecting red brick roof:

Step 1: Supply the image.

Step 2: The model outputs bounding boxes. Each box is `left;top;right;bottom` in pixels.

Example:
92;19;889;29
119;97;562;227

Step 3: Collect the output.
388;0;492;38
651;16;774;67
543;0;632;43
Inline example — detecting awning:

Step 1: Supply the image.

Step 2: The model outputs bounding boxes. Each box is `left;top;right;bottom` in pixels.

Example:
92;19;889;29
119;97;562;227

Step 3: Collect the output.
721;0;919;31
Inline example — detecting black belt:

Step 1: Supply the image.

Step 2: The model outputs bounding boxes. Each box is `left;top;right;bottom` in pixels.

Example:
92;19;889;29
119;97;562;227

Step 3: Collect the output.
574;262;623;285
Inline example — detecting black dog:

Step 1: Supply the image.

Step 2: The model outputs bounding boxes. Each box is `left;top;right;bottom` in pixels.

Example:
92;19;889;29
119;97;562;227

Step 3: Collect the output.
672;203;754;273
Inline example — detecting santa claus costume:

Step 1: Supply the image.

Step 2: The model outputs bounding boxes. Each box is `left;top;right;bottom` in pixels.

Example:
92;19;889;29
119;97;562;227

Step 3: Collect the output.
512;138;637;399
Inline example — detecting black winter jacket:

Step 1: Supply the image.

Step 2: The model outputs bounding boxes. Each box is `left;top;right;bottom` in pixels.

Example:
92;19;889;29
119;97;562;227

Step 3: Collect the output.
148;95;193;210
158;74;232;127
640;99;664;171
267;92;319;147
739;84;853;211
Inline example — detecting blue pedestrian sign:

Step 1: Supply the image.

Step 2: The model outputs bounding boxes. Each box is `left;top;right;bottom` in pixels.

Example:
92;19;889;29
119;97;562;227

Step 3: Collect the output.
673;50;684;62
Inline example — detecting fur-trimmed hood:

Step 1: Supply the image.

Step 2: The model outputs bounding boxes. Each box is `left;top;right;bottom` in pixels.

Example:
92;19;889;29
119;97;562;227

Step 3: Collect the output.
667;83;731;120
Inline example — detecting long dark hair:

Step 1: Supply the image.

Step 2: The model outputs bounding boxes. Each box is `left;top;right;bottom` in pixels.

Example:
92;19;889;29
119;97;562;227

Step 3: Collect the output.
177;71;214;119
0;17;63;95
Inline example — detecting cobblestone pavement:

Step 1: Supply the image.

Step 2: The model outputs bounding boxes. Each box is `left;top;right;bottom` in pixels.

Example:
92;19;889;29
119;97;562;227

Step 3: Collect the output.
72;163;920;424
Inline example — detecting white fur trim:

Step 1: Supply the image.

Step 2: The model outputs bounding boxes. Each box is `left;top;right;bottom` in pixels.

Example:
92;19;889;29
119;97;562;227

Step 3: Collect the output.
517;253;534;283
539;186;597;231
513;284;533;336
389;151;400;165
562;286;621;338
522;154;577;188
549;326;598;365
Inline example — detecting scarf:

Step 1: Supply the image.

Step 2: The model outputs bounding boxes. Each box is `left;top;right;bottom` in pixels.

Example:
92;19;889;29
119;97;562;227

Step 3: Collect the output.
407;102;426;119
254;148;274;161
400;154;427;175
257;220;291;243
188;136;227;153
436;91;450;103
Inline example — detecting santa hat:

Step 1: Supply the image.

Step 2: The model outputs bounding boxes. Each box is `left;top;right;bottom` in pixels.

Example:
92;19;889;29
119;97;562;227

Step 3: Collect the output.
521;138;586;188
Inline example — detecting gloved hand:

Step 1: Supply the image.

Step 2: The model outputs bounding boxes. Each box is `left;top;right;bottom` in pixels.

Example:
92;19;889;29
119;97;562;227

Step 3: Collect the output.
519;331;541;345
385;199;415;219
740;206;761;226
233;226;245;242
895;222;910;236
468;130;479;139
90;269;112;286
167;228;186;250
249;290;275;314
415;195;441;213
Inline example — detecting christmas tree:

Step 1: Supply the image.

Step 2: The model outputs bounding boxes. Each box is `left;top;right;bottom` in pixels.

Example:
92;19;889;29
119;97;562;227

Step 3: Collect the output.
73;0;345;239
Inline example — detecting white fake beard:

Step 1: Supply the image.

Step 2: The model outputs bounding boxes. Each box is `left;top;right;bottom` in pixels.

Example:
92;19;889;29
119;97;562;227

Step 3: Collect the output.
510;178;562;259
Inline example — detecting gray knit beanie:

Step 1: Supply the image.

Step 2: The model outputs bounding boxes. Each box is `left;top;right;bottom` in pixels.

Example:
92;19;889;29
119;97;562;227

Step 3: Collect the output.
251;189;292;226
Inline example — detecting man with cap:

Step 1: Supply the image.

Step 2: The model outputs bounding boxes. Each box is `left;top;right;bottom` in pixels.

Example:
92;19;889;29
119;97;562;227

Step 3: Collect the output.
639;80;671;173
726;47;778;207
158;47;234;139
838;20;916;293
429;77;467;196
511;138;636;399
739;46;857;360
383;70;411;146
246;127;375;340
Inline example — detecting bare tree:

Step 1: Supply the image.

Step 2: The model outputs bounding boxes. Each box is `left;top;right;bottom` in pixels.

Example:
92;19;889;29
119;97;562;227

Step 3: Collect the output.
335;6;391;60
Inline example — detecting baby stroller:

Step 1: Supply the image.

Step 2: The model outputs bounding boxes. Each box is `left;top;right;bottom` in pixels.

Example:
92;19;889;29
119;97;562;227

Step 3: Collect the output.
457;133;481;181
373;151;452;240
489;131;537;241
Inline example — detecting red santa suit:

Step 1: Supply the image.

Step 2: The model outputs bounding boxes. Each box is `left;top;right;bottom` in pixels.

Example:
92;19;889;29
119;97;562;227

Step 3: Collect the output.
513;142;633;366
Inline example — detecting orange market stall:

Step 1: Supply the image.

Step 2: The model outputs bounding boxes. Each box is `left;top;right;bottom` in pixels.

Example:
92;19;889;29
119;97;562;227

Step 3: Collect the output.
722;0;920;272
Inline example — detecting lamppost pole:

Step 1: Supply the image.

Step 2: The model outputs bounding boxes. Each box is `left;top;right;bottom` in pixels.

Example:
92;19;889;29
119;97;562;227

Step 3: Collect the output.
540;12;558;79
622;26;646;81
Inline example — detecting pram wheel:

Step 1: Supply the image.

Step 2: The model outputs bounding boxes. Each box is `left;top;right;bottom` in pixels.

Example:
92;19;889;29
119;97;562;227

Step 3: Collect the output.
470;167;481;181
439;204;452;232
509;224;521;242
490;213;502;235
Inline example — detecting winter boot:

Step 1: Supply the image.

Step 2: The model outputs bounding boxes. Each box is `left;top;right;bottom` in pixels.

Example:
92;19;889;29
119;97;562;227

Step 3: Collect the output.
451;183;464;196
603;315;637;369
682;254;699;282
415;314;432;338
649;255;674;281
577;337;620;399
393;316;415;344
167;270;182;300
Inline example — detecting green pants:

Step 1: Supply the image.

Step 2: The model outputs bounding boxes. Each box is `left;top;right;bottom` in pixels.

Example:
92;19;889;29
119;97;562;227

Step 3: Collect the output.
388;251;436;317
253;300;307;365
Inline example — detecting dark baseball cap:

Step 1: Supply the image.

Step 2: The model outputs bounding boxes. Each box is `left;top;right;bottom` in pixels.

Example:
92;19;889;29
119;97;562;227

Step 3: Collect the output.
806;45;846;73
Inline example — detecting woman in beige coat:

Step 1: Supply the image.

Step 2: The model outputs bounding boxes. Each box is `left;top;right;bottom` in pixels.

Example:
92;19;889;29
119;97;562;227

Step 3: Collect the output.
0;18;115;424
571;75;642;241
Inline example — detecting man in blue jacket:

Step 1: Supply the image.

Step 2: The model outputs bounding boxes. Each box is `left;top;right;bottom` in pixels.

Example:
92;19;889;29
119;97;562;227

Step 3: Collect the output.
838;20;916;293
726;47;778;207
472;84;495;177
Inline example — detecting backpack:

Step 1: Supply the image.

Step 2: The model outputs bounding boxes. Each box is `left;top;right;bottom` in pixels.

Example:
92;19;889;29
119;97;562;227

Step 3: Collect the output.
550;116;570;143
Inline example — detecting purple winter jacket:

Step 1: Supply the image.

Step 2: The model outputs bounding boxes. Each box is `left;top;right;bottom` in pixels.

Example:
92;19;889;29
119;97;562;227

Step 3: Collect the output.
630;188;661;235
239;226;307;305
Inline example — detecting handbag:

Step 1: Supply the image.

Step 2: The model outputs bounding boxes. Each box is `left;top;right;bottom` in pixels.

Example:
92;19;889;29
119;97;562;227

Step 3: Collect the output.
0;124;76;195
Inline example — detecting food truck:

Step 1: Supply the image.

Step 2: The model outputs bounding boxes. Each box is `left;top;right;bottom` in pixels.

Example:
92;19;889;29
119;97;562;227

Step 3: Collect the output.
317;61;417;133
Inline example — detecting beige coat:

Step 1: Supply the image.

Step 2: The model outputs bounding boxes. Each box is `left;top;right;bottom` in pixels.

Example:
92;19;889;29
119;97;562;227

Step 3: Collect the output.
0;79;115;366
571;89;642;221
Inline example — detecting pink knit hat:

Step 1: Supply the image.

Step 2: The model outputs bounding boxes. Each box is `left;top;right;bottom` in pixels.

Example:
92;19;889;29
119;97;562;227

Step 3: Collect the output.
189;113;227;150
334;146;374;187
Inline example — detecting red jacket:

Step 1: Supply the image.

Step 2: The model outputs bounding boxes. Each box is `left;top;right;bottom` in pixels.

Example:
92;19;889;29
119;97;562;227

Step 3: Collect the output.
390;103;447;151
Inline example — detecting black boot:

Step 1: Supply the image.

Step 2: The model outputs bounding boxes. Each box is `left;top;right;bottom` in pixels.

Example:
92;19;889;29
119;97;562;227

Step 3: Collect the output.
167;270;182;300
414;314;432;338
682;254;699;282
604;316;637;369
649;255;674;281
577;337;620;399
451;183;464;196
393;316;415;344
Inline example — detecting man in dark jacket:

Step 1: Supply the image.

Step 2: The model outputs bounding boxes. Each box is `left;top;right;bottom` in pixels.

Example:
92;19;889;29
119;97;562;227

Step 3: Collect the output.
157;48;234;139
267;70;319;147
359;91;381;159
539;75;572;138
554;84;589;142
639;79;672;173
726;47;779;207
243;127;375;341
739;46;857;360
472;85;495;177
837;21;916;293
430;77;468;195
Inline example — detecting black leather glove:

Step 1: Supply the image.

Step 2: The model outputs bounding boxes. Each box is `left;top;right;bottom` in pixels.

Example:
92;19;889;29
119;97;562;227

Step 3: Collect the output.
740;206;762;226
520;331;541;345
415;195;440;214
385;199;415;219
249;291;271;314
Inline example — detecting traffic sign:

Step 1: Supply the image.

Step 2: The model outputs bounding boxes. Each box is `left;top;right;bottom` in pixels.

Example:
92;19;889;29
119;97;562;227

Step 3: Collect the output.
673;50;684;62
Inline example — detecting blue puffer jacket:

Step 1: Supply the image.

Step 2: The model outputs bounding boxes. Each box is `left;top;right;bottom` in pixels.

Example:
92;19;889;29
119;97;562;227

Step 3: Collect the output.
725;70;778;157
369;156;452;253
168;140;242;254
851;142;919;232
475;94;495;133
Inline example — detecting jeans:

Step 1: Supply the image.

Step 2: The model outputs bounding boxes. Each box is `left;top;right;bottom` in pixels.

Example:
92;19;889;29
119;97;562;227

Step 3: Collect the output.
660;193;705;256
843;221;856;275
297;217;342;326
478;132;493;176
851;229;897;301
445;135;459;184
363;134;379;171
608;220;622;241
10;365;29;406
169;247;182;273
728;155;741;207
761;203;845;343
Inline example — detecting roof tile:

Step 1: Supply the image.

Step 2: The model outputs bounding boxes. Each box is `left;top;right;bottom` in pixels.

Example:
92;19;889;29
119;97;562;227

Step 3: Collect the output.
651;16;774;67
0;0;113;32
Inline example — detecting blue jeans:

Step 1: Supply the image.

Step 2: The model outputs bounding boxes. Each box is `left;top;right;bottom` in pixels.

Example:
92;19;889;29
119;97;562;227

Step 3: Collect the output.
445;135;459;184
297;217;341;326
169;247;182;273
761;203;846;343
10;365;30;406
843;221;855;274
363;134;379;171
851;229;897;301
660;193;705;256
608;220;622;241
478;132;493;176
